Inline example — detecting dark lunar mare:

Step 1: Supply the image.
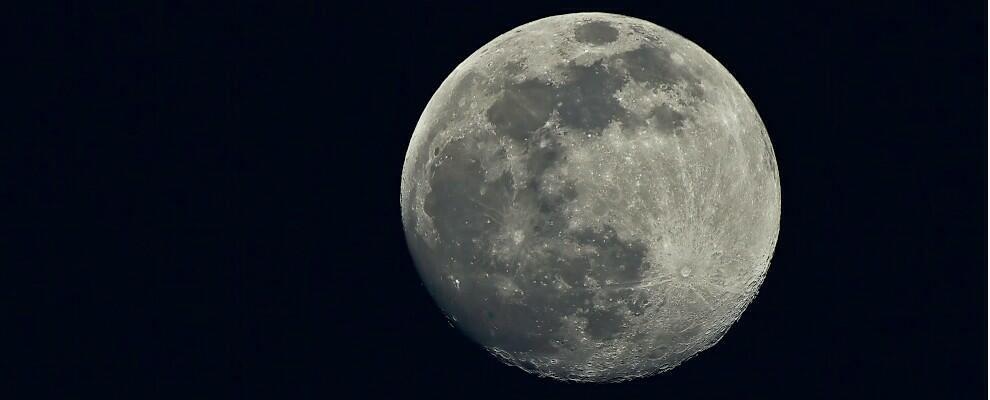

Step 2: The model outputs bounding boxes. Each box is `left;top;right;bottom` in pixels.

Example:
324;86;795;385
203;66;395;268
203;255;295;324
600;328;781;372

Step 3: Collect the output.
415;130;654;355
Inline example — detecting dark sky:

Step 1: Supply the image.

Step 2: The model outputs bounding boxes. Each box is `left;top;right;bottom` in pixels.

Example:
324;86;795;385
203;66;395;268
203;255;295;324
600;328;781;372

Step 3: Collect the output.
9;1;986;398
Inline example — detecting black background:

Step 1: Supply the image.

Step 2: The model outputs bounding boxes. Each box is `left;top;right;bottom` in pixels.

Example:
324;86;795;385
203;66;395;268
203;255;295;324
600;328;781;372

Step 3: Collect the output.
9;1;986;398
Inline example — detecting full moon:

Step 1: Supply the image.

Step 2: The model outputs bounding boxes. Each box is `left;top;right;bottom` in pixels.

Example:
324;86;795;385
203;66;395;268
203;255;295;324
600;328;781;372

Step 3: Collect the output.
400;13;780;382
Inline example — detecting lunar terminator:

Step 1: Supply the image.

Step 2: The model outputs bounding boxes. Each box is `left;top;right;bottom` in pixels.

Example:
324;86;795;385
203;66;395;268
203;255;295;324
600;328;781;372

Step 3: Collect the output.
400;13;780;382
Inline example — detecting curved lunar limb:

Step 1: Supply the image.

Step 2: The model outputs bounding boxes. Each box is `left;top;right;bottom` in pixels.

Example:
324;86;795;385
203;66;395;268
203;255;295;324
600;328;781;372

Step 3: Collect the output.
400;12;780;382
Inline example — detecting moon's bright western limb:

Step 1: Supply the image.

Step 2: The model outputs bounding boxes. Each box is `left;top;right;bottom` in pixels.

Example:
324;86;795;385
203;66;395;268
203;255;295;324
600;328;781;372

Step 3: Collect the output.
400;13;780;382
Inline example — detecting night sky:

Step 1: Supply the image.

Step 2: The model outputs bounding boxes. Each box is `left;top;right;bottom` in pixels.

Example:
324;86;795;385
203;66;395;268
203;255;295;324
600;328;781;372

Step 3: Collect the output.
9;1;986;398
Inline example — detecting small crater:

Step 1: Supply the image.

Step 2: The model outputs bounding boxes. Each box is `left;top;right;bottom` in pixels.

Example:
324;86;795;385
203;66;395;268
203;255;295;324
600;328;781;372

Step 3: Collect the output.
574;21;619;45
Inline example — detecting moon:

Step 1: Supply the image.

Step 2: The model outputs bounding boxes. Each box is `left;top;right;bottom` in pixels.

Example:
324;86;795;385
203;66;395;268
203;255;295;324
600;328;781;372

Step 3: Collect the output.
400;13;780;382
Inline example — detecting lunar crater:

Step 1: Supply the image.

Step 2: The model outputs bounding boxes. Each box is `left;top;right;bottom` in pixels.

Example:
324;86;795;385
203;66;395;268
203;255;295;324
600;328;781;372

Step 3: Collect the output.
574;21;620;45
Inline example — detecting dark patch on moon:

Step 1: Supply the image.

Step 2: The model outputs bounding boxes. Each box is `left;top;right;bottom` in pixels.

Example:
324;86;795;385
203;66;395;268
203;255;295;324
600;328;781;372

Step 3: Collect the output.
486;79;556;142
415;132;599;356
647;103;687;134
574;21;619;45
487;59;631;144
584;308;626;339
424;138;513;263
614;45;678;85
481;300;564;354
555;61;629;134
403;72;486;225
419;136;569;354
572;225;650;285
612;45;704;99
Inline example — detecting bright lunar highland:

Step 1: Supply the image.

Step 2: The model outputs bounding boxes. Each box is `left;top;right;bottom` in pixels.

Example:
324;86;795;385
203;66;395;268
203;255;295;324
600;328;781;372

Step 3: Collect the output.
400;13;780;382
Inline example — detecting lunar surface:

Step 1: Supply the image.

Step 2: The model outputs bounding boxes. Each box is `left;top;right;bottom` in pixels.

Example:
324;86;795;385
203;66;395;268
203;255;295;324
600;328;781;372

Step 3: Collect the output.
400;13;780;382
